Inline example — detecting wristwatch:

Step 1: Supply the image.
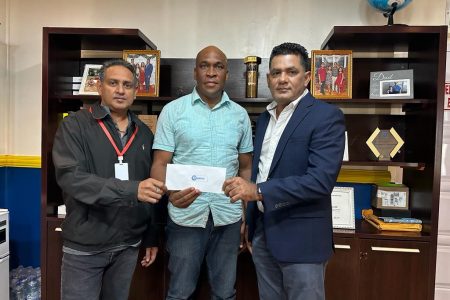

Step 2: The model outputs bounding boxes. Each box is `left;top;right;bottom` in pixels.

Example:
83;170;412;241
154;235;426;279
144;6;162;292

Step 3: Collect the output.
256;185;263;201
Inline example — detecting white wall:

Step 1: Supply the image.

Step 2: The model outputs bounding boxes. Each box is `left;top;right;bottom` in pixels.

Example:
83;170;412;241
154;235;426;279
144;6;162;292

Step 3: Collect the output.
6;0;447;155
0;0;9;155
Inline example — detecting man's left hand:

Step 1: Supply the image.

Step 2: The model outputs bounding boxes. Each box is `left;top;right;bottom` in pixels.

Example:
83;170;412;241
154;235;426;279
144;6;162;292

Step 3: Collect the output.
223;177;260;203
141;247;158;267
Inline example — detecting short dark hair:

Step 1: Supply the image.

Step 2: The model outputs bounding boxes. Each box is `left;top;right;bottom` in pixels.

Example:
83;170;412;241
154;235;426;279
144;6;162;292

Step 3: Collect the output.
269;42;310;71
98;59;138;86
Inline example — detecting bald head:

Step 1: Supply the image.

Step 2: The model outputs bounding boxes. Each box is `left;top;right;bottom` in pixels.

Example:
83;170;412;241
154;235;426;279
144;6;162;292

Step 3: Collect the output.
196;46;227;66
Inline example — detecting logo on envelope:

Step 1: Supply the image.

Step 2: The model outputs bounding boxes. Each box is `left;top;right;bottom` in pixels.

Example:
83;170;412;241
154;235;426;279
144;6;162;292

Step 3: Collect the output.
191;175;207;182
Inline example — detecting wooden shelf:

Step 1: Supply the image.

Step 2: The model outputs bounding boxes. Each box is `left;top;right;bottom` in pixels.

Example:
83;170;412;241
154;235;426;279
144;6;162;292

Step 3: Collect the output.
343;161;425;170
54;94;433;106
44;27;157;50
53;95;176;103
54;95;273;104
334;219;430;242
325;98;433;104
321;25;447;51
47;215;65;222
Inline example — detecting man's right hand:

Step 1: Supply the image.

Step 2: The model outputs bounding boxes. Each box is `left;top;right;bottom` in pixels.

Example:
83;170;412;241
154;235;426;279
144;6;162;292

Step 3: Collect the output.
168;187;201;208
137;178;167;204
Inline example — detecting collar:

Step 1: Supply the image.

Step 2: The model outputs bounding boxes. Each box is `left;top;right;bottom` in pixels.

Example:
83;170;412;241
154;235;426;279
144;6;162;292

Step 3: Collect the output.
90;102;135;123
266;88;309;113
191;87;231;109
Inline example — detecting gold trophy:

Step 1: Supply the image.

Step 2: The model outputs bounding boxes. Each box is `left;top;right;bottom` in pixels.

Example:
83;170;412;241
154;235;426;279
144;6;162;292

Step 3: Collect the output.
244;56;261;98
366;127;404;161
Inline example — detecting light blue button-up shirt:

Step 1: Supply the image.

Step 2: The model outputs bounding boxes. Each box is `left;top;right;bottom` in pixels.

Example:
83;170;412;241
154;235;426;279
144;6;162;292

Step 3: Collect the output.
153;88;253;227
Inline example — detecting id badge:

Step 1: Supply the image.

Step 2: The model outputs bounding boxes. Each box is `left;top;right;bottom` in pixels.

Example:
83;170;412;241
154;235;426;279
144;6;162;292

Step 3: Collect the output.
114;163;129;180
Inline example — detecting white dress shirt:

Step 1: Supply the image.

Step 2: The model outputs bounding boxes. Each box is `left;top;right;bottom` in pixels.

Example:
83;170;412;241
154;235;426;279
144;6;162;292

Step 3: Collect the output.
256;89;309;212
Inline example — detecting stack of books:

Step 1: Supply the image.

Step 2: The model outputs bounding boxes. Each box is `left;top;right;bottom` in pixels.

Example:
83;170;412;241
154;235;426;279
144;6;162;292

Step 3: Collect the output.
362;209;422;232
56;76;82;95
337;169;391;184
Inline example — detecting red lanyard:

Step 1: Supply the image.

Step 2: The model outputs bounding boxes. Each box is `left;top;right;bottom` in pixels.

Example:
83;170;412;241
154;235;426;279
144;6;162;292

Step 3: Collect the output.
90;107;138;163
97;119;138;163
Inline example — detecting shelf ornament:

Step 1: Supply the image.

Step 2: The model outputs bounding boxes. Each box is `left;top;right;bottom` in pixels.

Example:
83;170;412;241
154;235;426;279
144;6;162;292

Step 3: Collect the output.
366;127;404;161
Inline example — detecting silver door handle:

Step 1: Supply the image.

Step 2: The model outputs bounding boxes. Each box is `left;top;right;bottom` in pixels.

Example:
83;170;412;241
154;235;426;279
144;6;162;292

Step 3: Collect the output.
371;246;420;253
334;244;351;250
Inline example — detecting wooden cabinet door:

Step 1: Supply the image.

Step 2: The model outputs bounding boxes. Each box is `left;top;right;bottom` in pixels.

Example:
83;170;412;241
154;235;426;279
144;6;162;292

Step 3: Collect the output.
359;239;429;300
325;237;359;300
46;219;64;300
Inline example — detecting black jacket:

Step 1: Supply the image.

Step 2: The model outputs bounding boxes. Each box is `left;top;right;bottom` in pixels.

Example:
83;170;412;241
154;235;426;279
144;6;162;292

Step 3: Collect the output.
52;103;157;252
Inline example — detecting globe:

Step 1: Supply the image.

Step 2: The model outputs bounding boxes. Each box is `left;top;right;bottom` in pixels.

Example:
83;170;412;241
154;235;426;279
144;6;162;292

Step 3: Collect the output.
368;0;412;13
367;0;413;25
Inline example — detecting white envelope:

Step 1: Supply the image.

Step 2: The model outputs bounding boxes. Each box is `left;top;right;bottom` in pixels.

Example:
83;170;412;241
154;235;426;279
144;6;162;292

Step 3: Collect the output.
166;164;226;193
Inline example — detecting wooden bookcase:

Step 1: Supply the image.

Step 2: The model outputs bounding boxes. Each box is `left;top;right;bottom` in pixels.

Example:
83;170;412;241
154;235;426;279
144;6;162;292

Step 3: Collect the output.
323;26;446;300
41;26;446;300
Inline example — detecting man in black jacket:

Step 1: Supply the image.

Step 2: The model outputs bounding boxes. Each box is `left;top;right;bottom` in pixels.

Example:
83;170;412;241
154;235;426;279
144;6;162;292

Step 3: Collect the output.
53;59;166;300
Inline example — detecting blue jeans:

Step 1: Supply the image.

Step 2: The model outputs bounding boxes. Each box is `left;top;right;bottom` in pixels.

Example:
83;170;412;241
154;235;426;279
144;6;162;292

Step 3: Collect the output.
252;217;326;300
61;247;139;300
165;215;241;300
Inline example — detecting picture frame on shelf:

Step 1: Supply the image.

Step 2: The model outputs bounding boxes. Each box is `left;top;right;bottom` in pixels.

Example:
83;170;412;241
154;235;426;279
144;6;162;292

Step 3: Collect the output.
311;50;352;99
445;82;450;110
123;50;160;97
78;64;102;95
369;69;414;99
331;186;355;229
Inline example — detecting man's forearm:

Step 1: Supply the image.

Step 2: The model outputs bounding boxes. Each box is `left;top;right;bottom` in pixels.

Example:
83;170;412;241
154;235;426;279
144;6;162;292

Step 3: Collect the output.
238;167;251;181
150;163;166;182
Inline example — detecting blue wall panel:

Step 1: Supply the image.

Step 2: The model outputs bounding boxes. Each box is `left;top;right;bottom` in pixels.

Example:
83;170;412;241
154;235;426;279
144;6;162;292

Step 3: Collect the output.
3;167;41;268
0;168;6;207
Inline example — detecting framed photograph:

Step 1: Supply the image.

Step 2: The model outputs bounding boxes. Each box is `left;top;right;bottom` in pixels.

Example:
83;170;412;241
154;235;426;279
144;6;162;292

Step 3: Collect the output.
123;50;160;97
311;50;352;99
369;69;414;99
445;82;450;110
79;64;102;95
331;186;355;229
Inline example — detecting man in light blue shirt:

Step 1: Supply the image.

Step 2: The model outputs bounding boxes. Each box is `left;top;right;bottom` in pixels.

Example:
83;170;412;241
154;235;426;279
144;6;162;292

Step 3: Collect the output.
150;46;253;300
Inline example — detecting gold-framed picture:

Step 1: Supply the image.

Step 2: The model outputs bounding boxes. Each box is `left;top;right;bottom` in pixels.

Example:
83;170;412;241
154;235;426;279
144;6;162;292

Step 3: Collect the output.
311;50;352;99
123;50;160;97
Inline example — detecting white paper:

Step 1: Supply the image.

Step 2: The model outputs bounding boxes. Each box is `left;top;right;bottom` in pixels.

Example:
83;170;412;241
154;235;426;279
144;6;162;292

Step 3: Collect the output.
331;186;355;229
378;190;407;208
166;164;226;193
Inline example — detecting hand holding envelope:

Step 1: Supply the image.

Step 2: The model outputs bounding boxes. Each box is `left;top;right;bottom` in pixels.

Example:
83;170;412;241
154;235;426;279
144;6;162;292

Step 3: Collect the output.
222;176;261;203
137;177;167;204
168;187;201;208
166;164;227;193
165;164;227;208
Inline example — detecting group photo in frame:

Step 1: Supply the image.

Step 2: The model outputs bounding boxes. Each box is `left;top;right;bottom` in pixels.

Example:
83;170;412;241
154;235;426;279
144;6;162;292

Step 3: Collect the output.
123;50;160;97
311;50;352;99
78;64;102;95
